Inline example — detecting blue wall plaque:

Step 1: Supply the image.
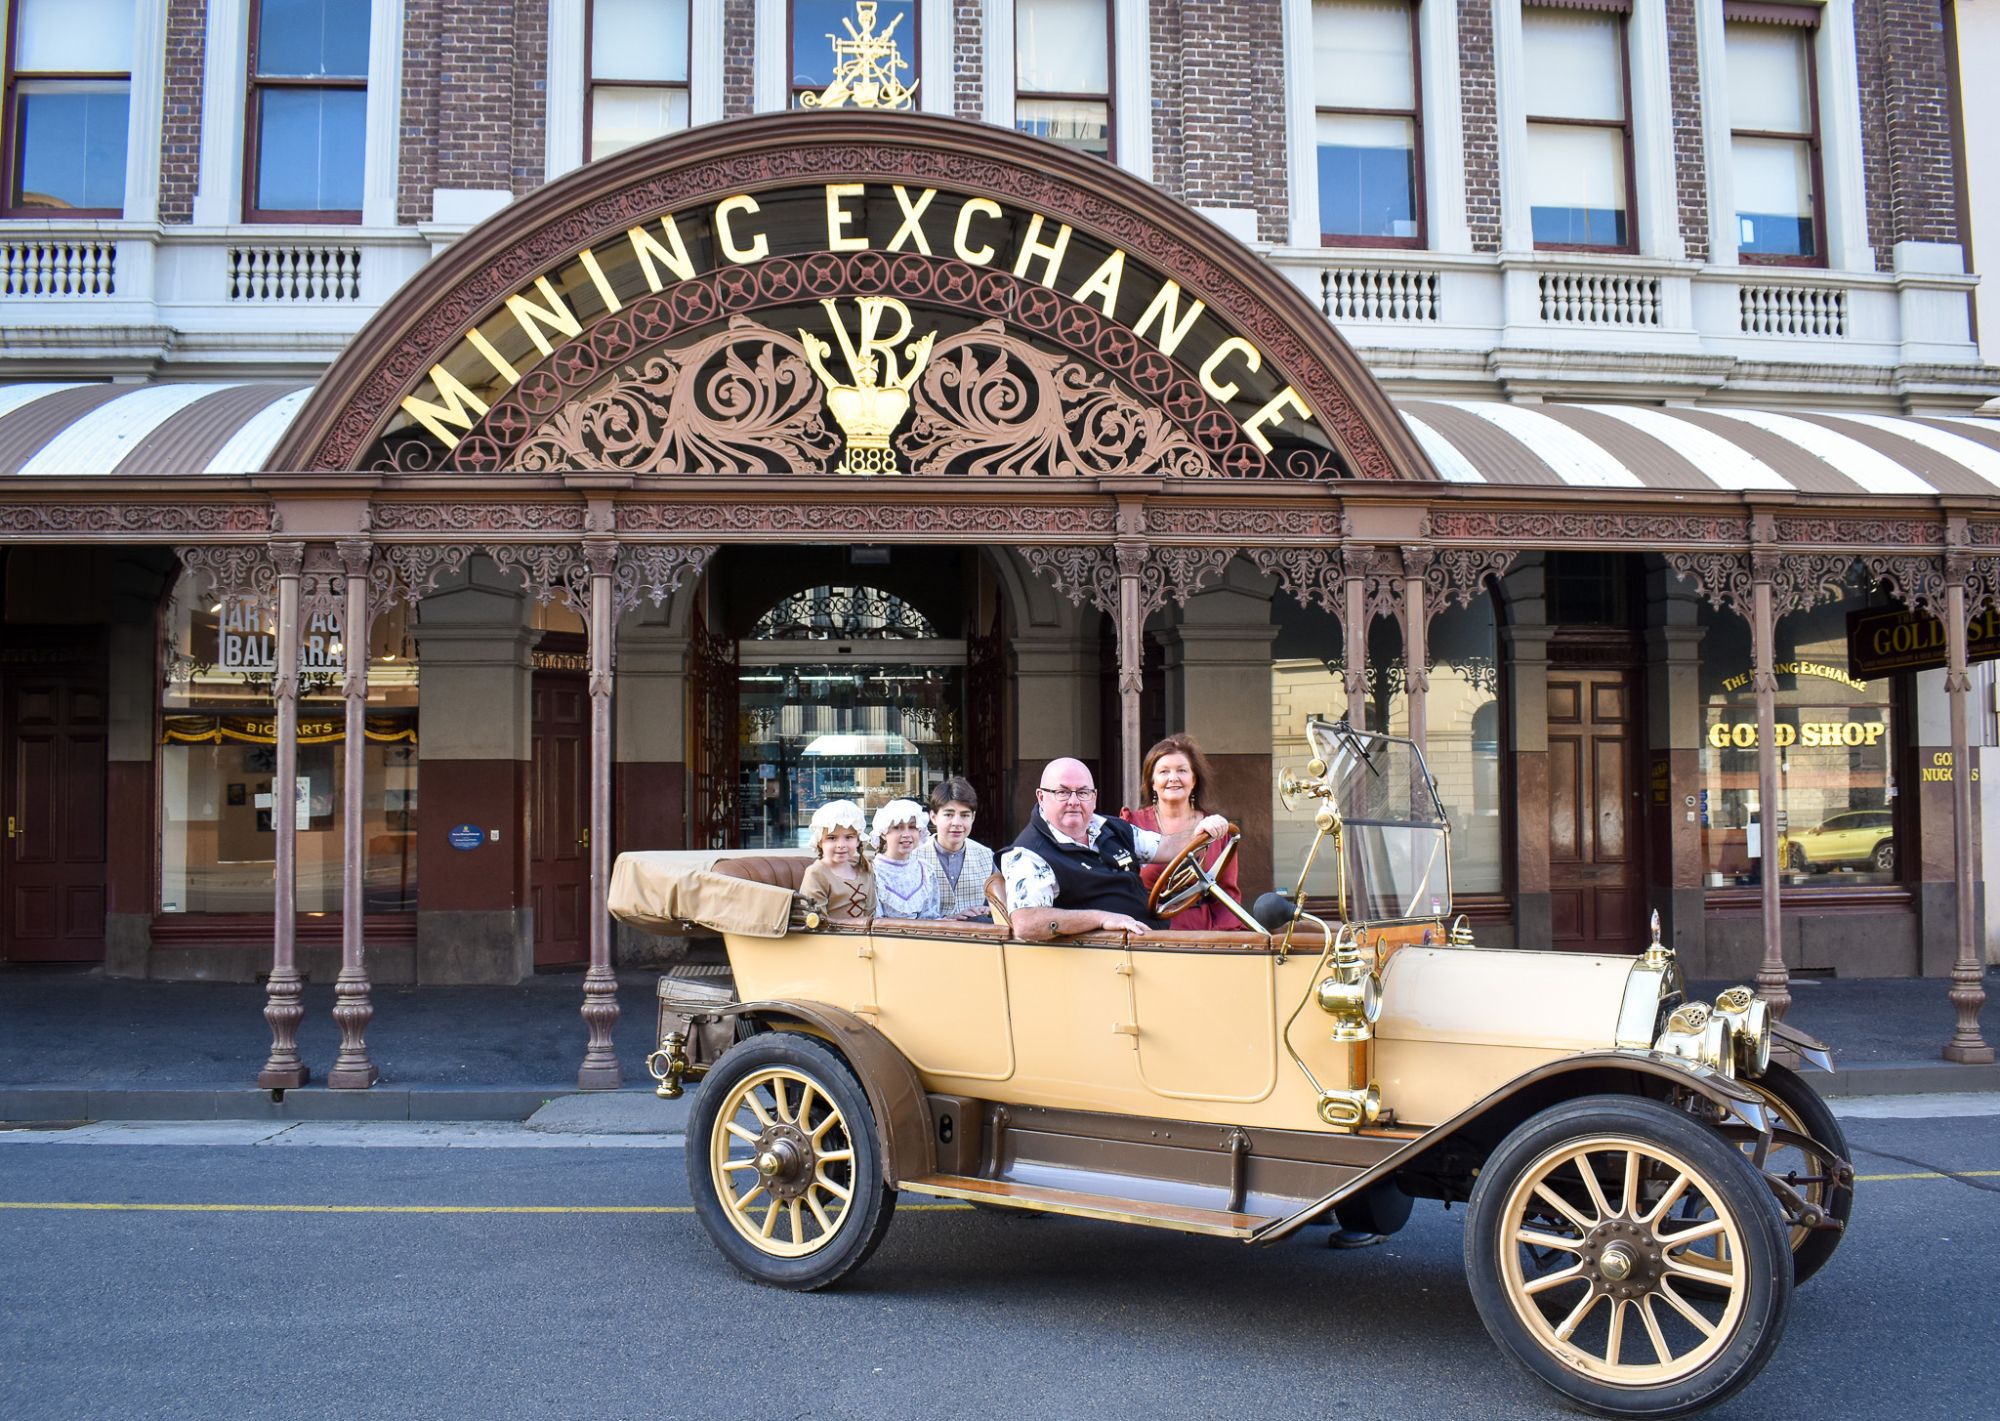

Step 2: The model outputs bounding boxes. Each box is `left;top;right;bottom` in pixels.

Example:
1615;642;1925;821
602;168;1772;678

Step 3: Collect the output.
447;823;485;851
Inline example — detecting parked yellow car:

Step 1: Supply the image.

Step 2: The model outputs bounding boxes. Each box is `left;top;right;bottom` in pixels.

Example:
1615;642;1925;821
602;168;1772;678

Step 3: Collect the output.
614;719;1851;1419
1781;808;1894;874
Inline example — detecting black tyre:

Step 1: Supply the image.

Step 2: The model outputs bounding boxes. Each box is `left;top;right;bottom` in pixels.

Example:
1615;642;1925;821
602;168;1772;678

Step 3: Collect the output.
1870;839;1895;873
1465;1095;1792;1419
1724;1063;1854;1286
1785;844;1807;874
685;1032;896;1290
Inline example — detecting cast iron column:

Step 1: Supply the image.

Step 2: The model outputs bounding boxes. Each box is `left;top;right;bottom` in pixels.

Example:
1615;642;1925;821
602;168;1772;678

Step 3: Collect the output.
1942;556;1995;1062
258;541;311;1088
578;540;622;1089
1342;552;1368;731
329;539;379;1088
1115;543;1145;807
1750;557;1789;1018
1401;546;1432;757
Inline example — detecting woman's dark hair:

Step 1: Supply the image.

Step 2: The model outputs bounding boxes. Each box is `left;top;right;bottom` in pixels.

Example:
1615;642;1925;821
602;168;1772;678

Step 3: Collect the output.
1142;734;1216;810
929;777;979;813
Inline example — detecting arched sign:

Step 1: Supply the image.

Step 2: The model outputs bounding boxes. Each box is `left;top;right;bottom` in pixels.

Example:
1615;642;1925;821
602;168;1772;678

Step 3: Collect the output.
268;113;1436;484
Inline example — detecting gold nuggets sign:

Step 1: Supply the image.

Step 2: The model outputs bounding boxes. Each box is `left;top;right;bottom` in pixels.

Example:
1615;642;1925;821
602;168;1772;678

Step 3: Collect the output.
395;182;1321;466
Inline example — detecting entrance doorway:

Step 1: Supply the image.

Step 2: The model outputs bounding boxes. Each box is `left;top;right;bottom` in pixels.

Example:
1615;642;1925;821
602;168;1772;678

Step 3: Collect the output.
529;639;588;967
2;640;108;962
1547;661;1644;954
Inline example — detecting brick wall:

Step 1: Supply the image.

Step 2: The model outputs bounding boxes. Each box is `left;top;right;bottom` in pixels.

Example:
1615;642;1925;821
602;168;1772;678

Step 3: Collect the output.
1856;0;1960;270
953;0;982;119
724;0;756;117
1150;0;1185;199
1459;0;1501;252
511;0;548;195
1158;0;1289;242
159;0;205;224
1666;0;1708;262
398;0;441;225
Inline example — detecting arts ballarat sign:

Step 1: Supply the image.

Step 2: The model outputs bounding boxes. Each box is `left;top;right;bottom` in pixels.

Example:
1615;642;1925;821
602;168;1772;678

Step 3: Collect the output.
272;112;1427;486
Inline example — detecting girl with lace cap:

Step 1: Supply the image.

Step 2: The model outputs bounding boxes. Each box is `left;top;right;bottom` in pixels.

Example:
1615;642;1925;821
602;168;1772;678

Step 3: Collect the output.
799;800;876;923
871;798;941;919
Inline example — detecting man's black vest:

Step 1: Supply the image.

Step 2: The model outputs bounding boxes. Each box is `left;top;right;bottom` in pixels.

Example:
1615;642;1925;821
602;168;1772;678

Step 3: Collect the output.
1012;810;1164;927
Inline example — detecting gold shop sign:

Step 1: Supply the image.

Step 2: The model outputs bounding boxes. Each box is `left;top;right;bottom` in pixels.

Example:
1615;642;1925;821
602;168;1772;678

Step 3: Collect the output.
1847;604;2000;680
1706;720;1886;750
397;187;1320;462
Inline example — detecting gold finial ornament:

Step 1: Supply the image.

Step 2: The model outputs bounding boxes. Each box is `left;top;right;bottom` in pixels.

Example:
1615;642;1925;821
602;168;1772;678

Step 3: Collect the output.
801;296;937;474
801;1;919;111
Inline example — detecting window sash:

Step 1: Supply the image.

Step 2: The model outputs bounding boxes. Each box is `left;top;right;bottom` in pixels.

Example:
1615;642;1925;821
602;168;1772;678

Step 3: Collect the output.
1014;97;1110;158
8;79;131;213
1725;22;1811;134
590;83;691;160
245;0;371;219
1732;135;1816;257
1312;0;1415;112
592;0;691;84
14;0;134;74
1316;111;1418;241
1527;120;1629;248
1017;0;1109;97
1521;8;1625;122
253;0;371;81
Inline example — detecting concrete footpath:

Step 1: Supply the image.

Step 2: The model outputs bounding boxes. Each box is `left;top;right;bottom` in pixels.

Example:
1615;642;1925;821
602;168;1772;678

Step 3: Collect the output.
2;964;1996;1123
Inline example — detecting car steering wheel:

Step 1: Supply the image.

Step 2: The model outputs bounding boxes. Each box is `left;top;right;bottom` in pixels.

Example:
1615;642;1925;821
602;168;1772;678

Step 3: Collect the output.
1148;825;1241;918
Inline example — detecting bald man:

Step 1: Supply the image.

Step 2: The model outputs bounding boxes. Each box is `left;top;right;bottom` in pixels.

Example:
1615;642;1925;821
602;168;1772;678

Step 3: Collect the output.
1001;757;1230;940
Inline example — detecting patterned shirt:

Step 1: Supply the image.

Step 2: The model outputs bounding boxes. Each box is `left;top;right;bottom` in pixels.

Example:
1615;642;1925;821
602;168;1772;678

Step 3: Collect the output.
914;836;996;918
1001;814;1164;912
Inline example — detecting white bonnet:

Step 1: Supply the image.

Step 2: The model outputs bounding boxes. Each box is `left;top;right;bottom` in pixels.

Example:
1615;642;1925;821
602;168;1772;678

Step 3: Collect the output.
808;800;868;854
871;798;928;845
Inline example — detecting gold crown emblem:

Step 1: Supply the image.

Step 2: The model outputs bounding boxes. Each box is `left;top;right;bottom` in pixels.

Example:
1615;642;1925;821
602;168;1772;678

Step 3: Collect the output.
801;297;937;475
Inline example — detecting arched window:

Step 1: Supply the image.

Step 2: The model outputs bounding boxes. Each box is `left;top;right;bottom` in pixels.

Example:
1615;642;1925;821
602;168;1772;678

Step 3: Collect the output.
751;585;939;640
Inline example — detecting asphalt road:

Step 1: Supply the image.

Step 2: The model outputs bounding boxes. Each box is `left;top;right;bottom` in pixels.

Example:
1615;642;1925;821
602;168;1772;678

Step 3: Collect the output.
2;1098;1996;1421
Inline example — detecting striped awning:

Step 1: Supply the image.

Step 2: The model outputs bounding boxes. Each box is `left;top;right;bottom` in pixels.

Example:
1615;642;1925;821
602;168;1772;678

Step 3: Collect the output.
1396;399;2000;496
0;382;310;477
3;380;2000;493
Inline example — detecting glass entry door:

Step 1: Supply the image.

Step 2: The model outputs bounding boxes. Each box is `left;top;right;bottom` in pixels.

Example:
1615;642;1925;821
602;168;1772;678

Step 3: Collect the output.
738;662;965;849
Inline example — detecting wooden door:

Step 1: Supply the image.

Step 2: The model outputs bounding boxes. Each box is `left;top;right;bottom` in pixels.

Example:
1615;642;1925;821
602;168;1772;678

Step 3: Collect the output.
530;668;588;967
688;603;738;850
1547;668;1643;953
3;661;108;962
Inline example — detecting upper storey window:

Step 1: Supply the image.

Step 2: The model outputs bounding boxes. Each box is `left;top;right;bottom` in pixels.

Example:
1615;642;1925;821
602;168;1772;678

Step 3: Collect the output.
591;0;691;158
1312;0;1422;247
2;0;133;217
246;0;370;222
1015;0;1112;159
1724;8;1823;264
791;0;916;108
1522;5;1633;251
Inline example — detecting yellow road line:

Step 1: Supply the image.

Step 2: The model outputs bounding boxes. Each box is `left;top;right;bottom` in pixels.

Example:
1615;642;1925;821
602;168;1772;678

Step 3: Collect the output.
0;1201;970;1215
1852;1169;2000;1183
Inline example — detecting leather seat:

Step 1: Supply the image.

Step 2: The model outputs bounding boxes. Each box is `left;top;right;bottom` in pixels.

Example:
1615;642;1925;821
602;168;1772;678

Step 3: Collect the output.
984;872;1010;930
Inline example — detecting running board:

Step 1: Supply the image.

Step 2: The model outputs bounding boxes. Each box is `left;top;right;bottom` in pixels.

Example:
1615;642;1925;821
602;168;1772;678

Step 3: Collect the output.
899;1173;1270;1239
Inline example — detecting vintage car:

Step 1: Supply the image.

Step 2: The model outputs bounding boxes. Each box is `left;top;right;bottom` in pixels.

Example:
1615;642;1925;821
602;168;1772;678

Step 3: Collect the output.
610;720;1853;1419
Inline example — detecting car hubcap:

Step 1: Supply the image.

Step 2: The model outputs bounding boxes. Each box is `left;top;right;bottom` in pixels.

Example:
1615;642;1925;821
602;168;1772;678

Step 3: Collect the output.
710;1065;858;1258
1499;1136;1749;1384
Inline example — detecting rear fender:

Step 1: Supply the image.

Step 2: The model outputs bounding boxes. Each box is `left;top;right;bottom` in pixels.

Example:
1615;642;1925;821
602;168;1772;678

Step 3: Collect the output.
1253;1050;1768;1243
735;999;937;1188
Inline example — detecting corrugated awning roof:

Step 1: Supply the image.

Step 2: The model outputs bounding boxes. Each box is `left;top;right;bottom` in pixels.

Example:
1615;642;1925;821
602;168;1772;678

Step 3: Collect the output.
3;380;1999;493
1396;399;2000;496
0;382;310;477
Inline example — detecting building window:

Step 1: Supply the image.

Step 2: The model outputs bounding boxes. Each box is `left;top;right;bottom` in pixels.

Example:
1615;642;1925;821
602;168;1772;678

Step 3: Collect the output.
1724;10;1823;263
791;0;916;109
1015;0;1111;159
2;0;133;217
161;584;420;916
591;0;691;159
1522;5;1633;251
245;0;371;222
1696;593;1897;892
1312;0;1422;246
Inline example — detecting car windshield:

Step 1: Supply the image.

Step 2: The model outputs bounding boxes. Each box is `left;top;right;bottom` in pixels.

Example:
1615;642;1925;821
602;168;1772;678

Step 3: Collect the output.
1298;719;1451;925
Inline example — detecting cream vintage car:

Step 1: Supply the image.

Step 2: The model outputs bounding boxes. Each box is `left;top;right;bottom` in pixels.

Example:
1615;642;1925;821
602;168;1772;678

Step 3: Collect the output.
611;720;1852;1419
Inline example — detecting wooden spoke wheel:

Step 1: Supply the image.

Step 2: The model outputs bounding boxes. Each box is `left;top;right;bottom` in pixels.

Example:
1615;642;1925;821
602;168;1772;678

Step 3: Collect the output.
1467;1096;1791;1418
686;1032;895;1290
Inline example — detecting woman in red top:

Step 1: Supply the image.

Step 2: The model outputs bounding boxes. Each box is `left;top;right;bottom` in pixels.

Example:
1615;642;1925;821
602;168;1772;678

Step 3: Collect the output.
1123;733;1242;931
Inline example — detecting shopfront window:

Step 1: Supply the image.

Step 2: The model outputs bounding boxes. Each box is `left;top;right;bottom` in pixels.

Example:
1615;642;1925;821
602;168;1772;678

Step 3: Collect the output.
1697;592;1896;888
160;583;418;914
1427;592;1503;894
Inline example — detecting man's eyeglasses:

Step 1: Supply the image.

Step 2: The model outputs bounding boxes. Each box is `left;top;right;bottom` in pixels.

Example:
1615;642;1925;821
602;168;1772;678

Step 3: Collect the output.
1038;785;1096;802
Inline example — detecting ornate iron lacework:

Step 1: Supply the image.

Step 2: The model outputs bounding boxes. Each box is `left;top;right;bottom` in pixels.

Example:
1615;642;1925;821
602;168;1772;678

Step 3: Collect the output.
1664;551;1754;612
6;502;270;535
1425;547;1517;620
1021;545;1119;611
898;323;1219;478
752;585;939;639
616;500;1116;536
508;319;838;474
1249;547;1342;615
1862;553;1948;614
380;253;1331;480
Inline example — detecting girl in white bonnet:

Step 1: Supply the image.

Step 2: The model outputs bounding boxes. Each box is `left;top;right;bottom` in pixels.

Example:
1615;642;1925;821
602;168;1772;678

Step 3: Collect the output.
799;800;875;922
870;799;940;919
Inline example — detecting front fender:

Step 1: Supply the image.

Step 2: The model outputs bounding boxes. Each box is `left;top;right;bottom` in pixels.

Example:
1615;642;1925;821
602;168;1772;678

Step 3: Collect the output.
734;999;937;1188
1252;1049;1769;1243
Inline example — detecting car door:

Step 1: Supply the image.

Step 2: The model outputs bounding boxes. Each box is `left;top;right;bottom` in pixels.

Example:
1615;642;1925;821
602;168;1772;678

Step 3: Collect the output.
868;920;1016;1082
